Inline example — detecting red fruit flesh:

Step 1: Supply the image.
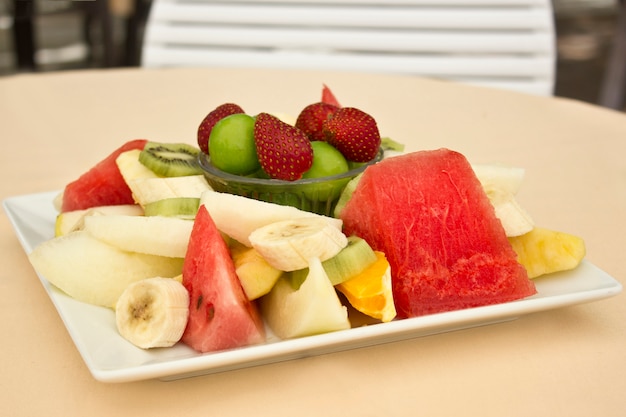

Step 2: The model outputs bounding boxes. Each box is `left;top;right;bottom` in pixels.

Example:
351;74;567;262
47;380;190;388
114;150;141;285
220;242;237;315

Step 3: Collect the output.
253;112;314;181
339;149;536;318
197;103;245;154
321;84;341;107
295;102;339;141
60;139;147;212
323;107;381;163
182;205;265;353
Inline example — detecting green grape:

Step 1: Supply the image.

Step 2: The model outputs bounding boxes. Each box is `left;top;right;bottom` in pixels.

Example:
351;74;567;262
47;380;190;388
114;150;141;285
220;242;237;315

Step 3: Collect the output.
208;113;260;175
300;141;350;203
302;141;349;179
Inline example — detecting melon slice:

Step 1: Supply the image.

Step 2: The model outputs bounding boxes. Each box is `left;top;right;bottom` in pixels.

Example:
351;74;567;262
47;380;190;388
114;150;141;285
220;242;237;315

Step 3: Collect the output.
339;148;536;318
61;139;148;212
28;231;184;308
181;205;265;353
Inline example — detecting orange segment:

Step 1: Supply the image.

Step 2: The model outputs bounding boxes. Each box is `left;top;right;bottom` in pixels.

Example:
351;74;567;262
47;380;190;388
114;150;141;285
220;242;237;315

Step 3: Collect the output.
336;251;396;322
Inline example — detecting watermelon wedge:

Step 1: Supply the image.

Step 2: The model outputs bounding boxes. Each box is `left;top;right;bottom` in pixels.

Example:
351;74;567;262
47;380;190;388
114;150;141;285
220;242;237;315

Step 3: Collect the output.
321;84;341;107
339;148;536;318
61;139;147;212
181;205;265;353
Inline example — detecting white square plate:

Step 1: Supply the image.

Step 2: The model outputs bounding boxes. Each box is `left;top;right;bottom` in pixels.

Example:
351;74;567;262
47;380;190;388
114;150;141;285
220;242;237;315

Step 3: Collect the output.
3;191;622;383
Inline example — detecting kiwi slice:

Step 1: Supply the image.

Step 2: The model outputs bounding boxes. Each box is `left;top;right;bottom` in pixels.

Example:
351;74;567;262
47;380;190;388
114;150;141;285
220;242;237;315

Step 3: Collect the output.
380;136;405;152
333;173;363;218
143;197;200;220
138;142;203;177
289;236;378;289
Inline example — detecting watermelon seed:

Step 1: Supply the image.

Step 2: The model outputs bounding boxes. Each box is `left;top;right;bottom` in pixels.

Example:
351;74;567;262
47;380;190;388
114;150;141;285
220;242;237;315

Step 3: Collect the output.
206;304;215;321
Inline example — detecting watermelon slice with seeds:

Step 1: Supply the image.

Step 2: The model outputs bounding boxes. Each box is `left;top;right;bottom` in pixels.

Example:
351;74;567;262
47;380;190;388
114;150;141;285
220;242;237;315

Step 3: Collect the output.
61;139;147;212
339;148;536;318
181;205;265;353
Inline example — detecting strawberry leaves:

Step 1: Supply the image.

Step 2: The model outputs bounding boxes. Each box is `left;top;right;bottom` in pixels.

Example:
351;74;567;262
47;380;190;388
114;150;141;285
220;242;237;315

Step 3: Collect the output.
254;113;314;181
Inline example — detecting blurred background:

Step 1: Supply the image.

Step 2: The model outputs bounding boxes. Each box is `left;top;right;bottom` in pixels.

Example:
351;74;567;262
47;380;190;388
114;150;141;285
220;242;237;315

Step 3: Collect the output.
0;0;624;110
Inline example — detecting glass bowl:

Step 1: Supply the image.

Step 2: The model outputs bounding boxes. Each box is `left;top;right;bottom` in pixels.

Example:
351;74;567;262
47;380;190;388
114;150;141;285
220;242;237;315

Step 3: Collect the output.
198;148;384;216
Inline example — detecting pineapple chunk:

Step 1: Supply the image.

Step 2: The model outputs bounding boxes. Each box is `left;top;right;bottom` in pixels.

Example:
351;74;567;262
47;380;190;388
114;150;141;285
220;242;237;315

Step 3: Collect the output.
508;227;586;278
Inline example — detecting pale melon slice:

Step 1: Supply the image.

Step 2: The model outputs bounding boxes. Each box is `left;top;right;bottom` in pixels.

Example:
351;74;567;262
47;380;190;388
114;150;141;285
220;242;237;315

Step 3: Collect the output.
28;231;184;308
261;257;350;339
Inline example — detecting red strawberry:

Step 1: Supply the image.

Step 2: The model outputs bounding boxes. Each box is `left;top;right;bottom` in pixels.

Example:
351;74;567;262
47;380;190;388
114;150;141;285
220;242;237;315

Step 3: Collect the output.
295;102;339;141
323;107;381;162
197;103;245;154
321;84;341;107
254;113;314;181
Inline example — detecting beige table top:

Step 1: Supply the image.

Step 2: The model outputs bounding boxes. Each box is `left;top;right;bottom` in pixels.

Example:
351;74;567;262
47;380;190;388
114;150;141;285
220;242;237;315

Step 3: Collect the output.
1;67;624;416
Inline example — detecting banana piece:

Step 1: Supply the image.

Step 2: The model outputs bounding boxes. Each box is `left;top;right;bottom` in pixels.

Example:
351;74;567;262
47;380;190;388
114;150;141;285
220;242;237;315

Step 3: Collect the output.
200;190;343;247
249;217;348;272
129;175;212;207
82;214;193;258
116;149;161;184
55;204;144;236
115;277;189;349
472;163;534;237
492;195;535;237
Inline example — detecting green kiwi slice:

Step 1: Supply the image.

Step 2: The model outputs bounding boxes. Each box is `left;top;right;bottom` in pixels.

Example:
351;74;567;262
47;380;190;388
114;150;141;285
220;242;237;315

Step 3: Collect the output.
143;197;200;220
289;236;378;289
138;142;203;177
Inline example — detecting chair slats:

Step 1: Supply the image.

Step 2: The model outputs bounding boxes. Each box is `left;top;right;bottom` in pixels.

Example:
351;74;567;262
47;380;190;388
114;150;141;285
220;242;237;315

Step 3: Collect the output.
150;2;553;30
144;46;553;77
141;0;556;96
147;25;554;55
186;0;551;6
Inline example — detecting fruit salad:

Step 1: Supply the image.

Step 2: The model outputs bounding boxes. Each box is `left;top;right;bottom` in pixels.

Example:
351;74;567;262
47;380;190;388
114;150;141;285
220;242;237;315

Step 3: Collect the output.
27;85;587;354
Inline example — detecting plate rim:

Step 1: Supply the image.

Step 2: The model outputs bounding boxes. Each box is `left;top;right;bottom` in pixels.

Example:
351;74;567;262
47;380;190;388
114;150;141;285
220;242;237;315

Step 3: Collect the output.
3;192;622;383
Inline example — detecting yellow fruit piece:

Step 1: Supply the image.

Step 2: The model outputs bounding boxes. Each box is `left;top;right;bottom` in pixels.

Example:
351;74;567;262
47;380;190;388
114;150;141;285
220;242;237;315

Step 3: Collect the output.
508;226;586;279
230;240;283;300
335;251;396;322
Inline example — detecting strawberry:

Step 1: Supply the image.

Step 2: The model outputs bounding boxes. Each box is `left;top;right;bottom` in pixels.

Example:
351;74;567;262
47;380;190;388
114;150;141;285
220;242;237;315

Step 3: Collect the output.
321;84;341;107
197;103;245;154
254;113;314;181
323;107;381;162
295;102;339;141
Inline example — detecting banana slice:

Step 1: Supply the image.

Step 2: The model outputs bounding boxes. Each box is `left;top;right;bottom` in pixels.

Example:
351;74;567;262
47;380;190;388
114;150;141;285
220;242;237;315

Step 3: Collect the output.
200;190;343;247
249;217;348;272
115;277;190;349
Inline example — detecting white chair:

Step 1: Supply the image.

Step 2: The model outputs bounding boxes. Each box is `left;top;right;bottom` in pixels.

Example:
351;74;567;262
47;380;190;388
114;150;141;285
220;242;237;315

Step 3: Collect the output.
141;0;556;96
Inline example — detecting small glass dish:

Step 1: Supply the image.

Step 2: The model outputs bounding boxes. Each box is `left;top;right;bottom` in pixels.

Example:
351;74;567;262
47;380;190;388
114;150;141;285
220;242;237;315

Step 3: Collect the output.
198;148;384;216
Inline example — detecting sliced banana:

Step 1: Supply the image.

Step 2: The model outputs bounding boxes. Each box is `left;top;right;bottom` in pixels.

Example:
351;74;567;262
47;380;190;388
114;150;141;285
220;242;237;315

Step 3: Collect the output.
129;175;212;207
200;190;343;247
116;149;161;184
249;217;348;272
115;277;190;349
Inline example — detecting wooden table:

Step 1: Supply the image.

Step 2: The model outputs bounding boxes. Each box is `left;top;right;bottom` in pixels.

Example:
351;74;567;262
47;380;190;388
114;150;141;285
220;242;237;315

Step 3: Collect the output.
1;67;624;416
